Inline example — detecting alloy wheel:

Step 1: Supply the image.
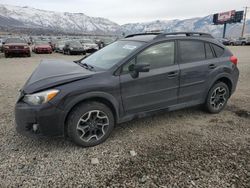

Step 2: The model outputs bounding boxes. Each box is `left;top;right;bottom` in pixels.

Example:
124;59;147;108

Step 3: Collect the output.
76;110;109;142
210;86;227;110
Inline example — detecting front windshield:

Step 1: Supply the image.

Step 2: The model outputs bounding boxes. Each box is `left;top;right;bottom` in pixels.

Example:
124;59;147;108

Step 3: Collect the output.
35;41;49;45
70;41;82;47
81;40;143;70
5;38;26;44
82;39;93;43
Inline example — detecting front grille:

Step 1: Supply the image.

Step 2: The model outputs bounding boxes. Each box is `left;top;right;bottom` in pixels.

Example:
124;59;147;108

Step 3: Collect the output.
10;46;24;49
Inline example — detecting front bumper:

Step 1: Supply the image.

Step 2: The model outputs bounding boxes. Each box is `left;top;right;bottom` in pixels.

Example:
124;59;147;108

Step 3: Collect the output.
5;49;30;55
36;48;52;53
15;101;64;137
70;49;85;54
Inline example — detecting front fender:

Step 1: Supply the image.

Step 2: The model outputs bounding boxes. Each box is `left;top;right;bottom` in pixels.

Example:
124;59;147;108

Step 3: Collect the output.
59;91;120;125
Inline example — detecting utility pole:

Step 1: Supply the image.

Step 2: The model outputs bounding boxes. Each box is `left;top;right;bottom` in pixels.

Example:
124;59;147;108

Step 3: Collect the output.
241;6;249;37
223;23;227;38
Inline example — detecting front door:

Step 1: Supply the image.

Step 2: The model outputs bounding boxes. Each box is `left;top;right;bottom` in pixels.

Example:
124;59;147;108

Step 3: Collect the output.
120;41;180;114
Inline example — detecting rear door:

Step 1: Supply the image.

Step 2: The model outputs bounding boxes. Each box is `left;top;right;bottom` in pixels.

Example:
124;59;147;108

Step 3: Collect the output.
120;41;180;114
177;40;215;104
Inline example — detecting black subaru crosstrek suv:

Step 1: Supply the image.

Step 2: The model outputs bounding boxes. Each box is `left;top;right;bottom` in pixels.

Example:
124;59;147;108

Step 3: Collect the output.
15;32;239;147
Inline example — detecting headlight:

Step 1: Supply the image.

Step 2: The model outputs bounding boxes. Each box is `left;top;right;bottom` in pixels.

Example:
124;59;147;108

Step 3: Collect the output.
24;45;29;49
4;46;9;49
23;89;59;105
70;47;73;50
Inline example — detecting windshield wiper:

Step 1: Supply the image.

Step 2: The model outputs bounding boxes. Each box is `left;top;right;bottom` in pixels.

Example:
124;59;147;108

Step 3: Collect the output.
82;63;95;71
74;61;95;71
74;54;91;63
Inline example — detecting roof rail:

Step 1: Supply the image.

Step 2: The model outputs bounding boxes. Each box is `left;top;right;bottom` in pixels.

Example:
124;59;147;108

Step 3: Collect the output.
125;32;161;38
154;32;214;39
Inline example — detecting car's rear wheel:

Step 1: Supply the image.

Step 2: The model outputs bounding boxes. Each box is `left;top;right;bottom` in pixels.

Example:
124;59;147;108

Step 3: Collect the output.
4;53;8;58
67;102;114;147
205;82;230;113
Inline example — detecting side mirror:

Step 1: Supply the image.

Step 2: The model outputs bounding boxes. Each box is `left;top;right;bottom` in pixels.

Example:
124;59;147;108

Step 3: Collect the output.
128;63;150;78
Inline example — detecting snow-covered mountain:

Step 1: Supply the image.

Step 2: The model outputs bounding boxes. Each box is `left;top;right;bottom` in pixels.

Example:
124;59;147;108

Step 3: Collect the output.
121;16;250;38
0;4;249;37
0;4;120;34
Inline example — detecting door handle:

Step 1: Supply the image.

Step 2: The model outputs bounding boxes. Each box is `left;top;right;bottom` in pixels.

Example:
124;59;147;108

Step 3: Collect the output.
208;64;216;69
168;71;178;78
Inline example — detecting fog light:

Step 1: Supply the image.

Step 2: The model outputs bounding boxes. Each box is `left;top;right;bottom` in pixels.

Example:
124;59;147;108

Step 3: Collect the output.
32;124;39;132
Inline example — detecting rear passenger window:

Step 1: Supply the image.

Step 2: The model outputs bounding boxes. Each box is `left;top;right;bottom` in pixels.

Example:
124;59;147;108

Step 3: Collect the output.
179;40;205;63
205;43;214;59
212;44;224;57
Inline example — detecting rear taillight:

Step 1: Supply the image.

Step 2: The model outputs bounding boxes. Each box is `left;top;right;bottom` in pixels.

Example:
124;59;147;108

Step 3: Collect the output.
230;56;238;65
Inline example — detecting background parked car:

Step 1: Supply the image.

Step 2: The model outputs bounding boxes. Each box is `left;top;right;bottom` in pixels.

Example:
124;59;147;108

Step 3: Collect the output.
80;39;99;53
217;38;231;45
234;37;250;46
54;41;65;53
33;41;52;54
63;41;85;55
0;38;4;52
3;38;31;58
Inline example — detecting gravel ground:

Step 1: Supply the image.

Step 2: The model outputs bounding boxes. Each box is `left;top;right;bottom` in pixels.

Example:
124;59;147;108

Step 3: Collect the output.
0;48;249;188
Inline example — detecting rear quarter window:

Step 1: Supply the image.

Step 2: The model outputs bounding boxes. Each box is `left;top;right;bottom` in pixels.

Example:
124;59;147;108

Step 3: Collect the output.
211;44;224;57
205;43;214;59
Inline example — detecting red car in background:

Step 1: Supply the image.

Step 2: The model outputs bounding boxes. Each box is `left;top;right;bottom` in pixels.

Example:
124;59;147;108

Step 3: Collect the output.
3;38;31;58
33;41;52;54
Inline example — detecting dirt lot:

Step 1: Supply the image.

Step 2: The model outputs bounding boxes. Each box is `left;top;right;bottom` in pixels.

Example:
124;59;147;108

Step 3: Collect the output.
0;48;249;188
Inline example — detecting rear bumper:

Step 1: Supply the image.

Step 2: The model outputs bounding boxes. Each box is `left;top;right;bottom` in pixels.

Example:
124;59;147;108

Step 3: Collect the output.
231;67;239;95
15;101;64;137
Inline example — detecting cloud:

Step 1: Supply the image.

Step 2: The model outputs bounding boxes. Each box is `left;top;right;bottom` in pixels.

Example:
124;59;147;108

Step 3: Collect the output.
0;0;249;24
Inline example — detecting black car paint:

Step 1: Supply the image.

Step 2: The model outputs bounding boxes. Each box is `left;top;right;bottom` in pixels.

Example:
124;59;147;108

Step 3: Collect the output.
23;59;95;93
15;35;239;137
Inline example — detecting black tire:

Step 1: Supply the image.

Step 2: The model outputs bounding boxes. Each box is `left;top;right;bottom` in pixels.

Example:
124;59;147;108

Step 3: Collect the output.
205;82;230;114
4;53;8;58
242;42;246;46
67;101;114;147
27;53;31;57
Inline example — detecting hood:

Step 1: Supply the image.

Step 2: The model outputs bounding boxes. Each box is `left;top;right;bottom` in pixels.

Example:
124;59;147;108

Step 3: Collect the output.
35;44;51;48
5;43;27;46
23;59;95;93
84;43;98;47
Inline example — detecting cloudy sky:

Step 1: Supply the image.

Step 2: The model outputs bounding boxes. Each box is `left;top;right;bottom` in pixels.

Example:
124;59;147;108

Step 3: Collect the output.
0;0;249;24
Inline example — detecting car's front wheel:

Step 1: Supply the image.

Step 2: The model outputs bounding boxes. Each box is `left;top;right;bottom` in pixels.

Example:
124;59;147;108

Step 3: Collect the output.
205;82;230;114
67;102;114;147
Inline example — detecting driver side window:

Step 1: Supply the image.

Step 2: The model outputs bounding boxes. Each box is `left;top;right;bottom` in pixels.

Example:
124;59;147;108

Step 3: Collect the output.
122;41;175;74
137;42;175;69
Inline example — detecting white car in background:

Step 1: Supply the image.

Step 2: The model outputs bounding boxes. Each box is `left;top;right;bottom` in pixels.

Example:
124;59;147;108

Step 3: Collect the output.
54;41;65;53
0;38;4;52
80;39;99;53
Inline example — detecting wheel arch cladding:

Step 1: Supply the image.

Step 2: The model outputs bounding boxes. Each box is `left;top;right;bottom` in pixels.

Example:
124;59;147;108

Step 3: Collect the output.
215;77;232;95
63;95;118;136
211;76;233;96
